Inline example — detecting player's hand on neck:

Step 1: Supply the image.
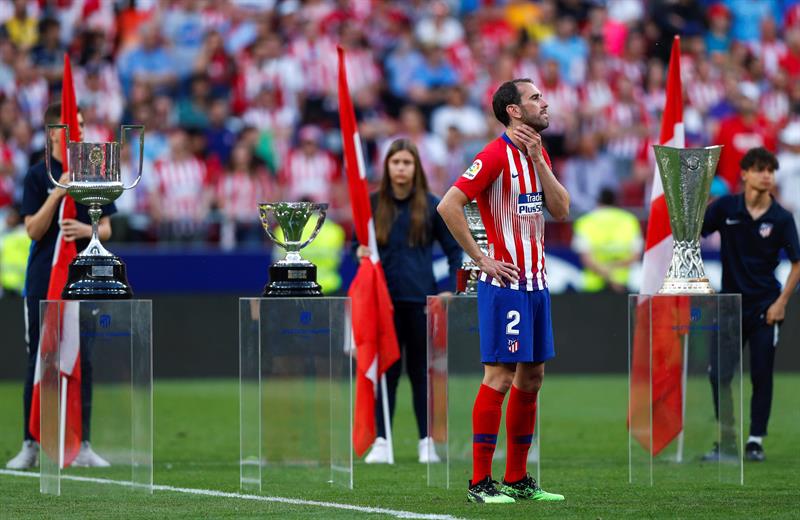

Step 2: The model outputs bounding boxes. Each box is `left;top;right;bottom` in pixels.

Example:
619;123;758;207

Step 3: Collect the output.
508;123;544;162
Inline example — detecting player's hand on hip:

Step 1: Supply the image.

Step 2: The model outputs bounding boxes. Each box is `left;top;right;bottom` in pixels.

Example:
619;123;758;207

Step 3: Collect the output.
512;126;543;160
476;256;519;287
60;218;91;242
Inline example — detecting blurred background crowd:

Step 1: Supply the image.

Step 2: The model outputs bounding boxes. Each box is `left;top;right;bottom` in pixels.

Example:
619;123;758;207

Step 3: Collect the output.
1;0;800;295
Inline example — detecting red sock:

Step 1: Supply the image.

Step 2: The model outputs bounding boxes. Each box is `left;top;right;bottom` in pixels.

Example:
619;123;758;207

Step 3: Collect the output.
504;385;538;483
471;384;506;485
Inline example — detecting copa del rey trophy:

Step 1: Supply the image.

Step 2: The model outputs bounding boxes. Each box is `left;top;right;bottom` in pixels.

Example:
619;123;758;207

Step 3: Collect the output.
46;124;144;299
259;202;328;296
653;145;722;294
456;202;492;294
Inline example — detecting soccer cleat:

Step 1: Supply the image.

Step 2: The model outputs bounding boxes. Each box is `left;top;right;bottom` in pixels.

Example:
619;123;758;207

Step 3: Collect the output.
364;437;390;464
700;442;739;463
500;473;565;501
72;441;111;467
745;441;765;462
5;441;38;470
418;436;441;464
467;476;515;504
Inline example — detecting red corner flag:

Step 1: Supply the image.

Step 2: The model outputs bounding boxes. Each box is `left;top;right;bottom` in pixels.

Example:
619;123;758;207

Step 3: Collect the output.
630;36;685;456
29;54;84;466
337;45;400;456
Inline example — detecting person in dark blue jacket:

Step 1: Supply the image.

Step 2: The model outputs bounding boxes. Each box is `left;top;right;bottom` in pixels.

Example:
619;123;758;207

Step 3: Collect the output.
358;138;462;464
701;147;800;463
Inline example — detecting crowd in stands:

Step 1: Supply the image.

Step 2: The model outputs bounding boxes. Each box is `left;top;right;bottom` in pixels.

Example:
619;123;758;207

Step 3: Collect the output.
0;0;799;257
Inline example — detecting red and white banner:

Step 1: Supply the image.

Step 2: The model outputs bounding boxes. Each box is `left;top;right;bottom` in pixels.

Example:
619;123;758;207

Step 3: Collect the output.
630;36;686;456
337;45;400;457
29;54;84;467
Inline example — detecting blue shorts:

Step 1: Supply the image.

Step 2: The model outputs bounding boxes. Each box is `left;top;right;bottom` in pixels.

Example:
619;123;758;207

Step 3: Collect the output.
477;281;555;364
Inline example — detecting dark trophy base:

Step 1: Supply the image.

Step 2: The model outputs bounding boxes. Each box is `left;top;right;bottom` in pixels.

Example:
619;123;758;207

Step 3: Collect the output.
263;262;322;297
62;255;133;300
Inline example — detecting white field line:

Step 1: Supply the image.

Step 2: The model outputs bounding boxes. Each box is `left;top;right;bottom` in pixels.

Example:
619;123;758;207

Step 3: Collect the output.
0;469;464;520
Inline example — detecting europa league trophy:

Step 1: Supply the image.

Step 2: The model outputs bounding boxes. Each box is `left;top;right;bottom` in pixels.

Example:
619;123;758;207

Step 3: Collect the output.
456;202;492;294
653;145;722;294
46;124;144;300
259;202;328;296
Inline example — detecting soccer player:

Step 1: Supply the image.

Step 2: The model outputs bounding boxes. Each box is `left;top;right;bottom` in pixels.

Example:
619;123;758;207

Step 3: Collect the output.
701;147;800;462
437;79;568;503
6;104;114;469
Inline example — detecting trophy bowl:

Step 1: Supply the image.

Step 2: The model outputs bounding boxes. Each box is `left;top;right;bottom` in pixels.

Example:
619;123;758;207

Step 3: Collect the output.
653;144;722;294
46;124;144;299
258;201;328;297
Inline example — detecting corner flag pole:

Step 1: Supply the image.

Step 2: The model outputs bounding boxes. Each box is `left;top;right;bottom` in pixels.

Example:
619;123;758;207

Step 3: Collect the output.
380;375;394;464
59;375;67;469
676;335;689;463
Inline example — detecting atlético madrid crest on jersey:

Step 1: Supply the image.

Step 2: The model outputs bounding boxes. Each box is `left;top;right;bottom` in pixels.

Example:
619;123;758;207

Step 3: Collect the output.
507;338;519;353
759;222;773;238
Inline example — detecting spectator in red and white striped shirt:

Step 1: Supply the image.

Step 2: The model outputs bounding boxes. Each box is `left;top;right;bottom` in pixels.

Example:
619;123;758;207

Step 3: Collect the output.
603;75;650;180
216;142;276;247
537;59;579;159
280;125;340;205
150;128;212;242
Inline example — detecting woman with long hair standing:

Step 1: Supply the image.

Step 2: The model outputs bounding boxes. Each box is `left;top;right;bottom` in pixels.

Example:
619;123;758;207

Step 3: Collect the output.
358;138;463;463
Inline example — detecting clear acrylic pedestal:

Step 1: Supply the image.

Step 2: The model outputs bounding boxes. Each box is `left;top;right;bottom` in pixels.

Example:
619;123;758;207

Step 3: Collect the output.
628;294;743;485
239;297;352;491
426;294;540;488
39;300;152;495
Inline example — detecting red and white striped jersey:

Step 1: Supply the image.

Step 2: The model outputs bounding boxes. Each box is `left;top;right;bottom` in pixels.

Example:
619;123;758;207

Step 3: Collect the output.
341;47;380;95
605;100;650;159
289;36;337;97
242;57;304;106
760;88;789;125
538;80;579;135
241;105;298;133
453;134;552;291
749;39;787;78
686;79;724;115
153;156;209;222
280;149;340;204
216;169;275;223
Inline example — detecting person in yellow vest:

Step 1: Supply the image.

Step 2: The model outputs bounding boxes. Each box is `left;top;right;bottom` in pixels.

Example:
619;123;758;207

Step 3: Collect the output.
271;206;345;295
571;188;643;292
0;206;31;296
4;1;38;50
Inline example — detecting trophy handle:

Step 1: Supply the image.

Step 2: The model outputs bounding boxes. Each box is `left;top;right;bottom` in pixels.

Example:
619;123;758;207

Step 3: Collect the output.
120;125;145;190
296;205;328;250
45;124;70;189
259;205;291;249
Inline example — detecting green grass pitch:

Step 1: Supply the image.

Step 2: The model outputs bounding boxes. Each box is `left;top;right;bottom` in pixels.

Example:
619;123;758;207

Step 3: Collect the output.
1;374;798;519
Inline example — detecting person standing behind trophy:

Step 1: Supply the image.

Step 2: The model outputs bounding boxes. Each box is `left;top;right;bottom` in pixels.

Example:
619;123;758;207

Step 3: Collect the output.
357;138;462;464
6;103;115;469
437;79;568;503
701;146;800;463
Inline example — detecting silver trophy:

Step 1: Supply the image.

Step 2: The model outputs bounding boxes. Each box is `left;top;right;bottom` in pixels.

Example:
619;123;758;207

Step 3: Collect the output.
258;201;328;296
46;124;144;299
653;145;722;294
457;202;492;294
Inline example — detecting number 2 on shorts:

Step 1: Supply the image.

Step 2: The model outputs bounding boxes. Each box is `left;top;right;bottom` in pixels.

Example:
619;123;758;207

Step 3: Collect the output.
506;310;520;335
